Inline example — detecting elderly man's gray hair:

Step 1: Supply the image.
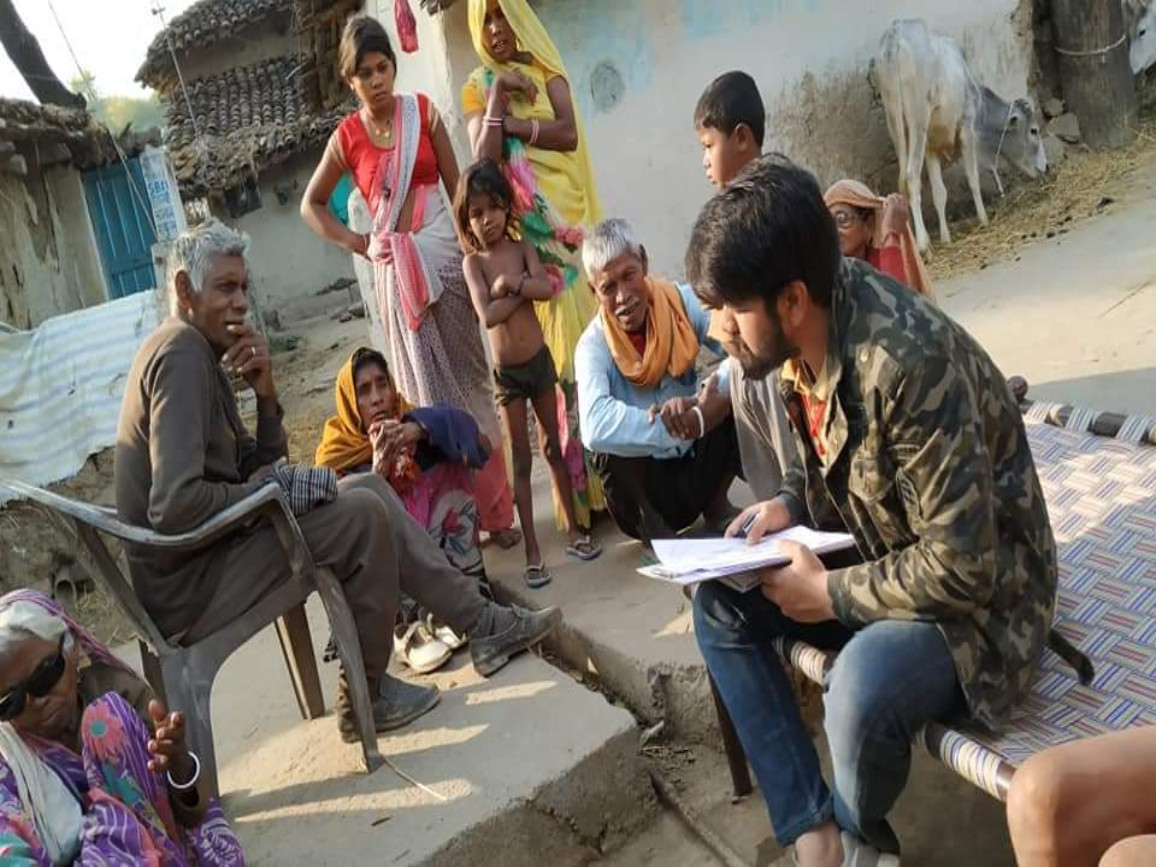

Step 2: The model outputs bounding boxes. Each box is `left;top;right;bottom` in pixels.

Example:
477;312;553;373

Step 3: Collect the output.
582;218;645;282
166;218;250;314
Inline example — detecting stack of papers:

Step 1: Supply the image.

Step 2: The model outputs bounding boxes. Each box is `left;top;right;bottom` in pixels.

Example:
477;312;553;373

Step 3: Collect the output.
638;526;856;592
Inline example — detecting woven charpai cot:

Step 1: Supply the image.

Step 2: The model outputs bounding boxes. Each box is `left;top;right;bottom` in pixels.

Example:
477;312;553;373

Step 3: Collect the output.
775;407;1156;801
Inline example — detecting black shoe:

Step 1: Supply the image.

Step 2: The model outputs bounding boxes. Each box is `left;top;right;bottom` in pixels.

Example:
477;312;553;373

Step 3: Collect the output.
336;673;440;742
469;605;562;677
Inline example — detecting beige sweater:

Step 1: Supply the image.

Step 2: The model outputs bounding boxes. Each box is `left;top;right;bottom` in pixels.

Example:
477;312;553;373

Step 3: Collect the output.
114;319;287;638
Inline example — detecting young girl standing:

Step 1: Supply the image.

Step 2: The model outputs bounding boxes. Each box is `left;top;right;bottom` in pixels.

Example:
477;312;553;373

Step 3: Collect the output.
456;160;601;587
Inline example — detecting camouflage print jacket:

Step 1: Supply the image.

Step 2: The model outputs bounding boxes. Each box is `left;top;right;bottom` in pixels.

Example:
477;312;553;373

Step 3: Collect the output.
777;258;1058;729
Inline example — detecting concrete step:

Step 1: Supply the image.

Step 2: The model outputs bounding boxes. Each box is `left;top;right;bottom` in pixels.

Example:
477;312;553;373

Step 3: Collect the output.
484;470;721;743
197;600;654;865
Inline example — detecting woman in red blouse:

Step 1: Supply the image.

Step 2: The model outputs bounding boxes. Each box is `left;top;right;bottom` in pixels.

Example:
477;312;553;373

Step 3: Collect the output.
302;15;520;548
824;179;934;301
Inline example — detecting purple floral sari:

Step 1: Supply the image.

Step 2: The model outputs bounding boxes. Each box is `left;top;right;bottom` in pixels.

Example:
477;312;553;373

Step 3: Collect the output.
0;591;245;865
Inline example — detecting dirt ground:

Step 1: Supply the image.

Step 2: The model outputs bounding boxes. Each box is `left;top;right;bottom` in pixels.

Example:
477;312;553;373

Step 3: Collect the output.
926;116;1156;280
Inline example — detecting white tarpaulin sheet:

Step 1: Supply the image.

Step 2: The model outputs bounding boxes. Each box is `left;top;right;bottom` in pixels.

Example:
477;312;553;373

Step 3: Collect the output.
0;292;164;502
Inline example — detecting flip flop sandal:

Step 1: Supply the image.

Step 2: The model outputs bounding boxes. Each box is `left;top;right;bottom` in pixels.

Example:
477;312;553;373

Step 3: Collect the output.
524;564;552;589
565;536;603;562
490;527;523;549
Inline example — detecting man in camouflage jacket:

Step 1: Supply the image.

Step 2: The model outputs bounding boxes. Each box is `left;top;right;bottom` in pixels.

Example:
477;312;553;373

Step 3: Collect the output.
684;155;1056;866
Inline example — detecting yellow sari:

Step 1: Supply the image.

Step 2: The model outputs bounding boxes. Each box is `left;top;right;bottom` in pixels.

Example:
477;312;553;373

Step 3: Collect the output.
463;0;605;527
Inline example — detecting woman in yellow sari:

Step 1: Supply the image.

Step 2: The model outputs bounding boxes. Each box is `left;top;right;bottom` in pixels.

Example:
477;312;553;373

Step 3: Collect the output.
461;0;604;530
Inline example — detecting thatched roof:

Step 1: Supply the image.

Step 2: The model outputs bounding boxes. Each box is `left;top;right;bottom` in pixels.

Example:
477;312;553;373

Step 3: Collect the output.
0;98;157;169
163;55;350;196
0;98;93;144
138;0;292;89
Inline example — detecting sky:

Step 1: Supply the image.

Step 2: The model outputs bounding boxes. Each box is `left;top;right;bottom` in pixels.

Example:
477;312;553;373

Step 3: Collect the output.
0;0;198;101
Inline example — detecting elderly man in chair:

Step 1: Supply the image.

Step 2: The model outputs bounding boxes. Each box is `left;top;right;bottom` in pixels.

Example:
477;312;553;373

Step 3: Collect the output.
575;218;741;545
115;219;560;742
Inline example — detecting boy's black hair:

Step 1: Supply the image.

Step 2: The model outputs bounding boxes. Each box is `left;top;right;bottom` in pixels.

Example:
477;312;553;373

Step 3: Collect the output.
693;71;766;147
686;154;840;310
453;158;518;253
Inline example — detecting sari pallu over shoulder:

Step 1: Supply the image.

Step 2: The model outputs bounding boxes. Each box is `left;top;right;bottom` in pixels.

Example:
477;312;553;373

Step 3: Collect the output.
368;93;446;332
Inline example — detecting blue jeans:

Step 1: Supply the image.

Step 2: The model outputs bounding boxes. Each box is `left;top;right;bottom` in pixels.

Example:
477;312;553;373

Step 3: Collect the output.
693;581;966;854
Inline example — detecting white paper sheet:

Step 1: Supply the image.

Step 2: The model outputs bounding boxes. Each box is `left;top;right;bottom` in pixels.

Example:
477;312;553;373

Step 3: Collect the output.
638;526;856;591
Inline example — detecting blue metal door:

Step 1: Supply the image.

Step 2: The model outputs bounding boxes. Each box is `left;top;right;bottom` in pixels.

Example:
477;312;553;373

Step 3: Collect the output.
83;159;157;297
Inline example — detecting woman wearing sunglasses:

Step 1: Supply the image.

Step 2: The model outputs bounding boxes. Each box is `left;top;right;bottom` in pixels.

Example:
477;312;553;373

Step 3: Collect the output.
0;590;243;864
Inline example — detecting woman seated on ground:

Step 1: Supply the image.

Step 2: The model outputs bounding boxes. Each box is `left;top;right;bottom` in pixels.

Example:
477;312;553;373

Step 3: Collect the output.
1007;726;1156;867
824;179;934;300
0;590;243;864
316;348;493;673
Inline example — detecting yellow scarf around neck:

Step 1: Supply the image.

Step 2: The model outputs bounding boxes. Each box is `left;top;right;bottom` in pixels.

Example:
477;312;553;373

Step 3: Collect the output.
601;278;699;389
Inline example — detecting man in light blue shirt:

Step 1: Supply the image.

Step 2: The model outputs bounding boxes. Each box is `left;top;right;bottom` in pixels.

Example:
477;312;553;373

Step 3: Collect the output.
575;219;741;542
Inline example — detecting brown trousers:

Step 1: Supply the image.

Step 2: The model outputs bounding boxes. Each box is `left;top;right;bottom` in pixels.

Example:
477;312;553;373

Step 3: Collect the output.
182;473;489;678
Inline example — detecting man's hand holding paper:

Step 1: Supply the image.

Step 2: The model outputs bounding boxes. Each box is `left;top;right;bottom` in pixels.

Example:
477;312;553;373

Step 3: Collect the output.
758;540;835;622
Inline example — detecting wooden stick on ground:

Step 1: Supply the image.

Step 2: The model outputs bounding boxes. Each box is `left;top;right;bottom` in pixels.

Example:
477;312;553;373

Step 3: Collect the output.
649;770;752;867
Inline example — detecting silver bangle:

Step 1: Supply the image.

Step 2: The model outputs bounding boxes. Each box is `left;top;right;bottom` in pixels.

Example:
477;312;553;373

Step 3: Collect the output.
167;751;200;791
691;405;706;439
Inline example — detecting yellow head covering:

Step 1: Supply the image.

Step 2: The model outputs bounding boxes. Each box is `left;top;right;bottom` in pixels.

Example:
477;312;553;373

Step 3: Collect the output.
315;352;413;474
467;0;602;225
468;0;565;78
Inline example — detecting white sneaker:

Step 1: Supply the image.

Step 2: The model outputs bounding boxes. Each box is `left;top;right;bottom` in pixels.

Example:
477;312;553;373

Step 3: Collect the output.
426;615;467;651
393;622;452;674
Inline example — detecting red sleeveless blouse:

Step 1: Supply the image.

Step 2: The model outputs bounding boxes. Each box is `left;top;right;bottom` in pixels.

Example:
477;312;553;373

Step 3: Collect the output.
333;93;441;203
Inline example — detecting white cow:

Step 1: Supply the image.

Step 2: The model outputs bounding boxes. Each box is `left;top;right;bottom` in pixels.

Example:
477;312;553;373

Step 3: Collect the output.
1125;0;1156;75
876;19;1048;252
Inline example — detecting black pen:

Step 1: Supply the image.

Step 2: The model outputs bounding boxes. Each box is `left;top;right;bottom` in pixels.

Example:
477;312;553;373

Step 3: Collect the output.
736;513;757;539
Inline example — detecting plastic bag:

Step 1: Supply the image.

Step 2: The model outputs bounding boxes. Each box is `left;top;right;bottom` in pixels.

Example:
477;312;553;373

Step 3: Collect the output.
395;0;419;53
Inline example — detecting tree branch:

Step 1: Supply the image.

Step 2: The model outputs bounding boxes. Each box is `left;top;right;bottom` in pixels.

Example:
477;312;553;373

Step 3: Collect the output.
0;0;85;109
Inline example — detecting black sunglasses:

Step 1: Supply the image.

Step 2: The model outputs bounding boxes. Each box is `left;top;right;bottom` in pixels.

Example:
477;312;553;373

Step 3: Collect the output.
0;636;68;722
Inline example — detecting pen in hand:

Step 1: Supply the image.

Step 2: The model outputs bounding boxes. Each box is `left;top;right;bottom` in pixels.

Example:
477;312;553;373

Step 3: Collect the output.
736;513;757;539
